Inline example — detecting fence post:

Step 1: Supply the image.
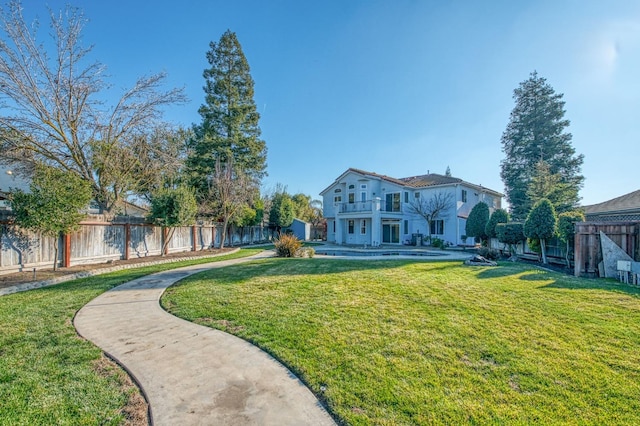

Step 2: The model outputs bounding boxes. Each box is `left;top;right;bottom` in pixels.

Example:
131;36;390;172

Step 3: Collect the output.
192;225;197;252
63;233;71;268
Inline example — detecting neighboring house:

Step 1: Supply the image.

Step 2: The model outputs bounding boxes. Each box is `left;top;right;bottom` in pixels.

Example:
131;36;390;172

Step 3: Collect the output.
320;168;503;246
583;189;640;222
0;166;30;210
0;164;148;219
87;199;149;218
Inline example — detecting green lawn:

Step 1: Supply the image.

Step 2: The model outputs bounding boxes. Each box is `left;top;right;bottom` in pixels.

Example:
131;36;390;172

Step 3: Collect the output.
162;259;640;425
0;248;263;425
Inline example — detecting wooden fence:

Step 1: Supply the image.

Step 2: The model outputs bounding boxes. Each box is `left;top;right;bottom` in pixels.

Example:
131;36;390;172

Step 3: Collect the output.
574;222;639;278
0;221;272;274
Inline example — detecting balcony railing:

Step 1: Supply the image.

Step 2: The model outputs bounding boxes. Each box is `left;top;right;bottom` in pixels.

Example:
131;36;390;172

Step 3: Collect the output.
337;200;404;214
339;200;373;213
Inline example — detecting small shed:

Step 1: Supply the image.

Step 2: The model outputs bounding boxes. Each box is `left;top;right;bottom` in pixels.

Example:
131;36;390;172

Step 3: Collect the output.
287;218;311;241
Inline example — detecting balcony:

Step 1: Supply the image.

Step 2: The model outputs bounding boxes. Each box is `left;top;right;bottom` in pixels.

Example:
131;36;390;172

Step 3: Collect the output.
337;200;404;214
339;200;373;213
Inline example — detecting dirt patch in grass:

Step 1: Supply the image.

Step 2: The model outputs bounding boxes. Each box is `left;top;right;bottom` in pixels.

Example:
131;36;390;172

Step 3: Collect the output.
93;355;149;425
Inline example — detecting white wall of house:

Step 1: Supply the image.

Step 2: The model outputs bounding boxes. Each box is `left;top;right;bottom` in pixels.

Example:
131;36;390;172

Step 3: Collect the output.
322;170;502;246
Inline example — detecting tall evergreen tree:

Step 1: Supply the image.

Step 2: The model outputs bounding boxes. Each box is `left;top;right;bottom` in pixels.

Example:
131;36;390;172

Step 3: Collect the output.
187;30;267;205
500;71;584;220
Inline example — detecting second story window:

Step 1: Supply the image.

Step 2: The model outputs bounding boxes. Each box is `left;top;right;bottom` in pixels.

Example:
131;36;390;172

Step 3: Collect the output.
361;191;366;202
348;193;355;203
334;196;342;203
385;193;401;212
462;190;467;203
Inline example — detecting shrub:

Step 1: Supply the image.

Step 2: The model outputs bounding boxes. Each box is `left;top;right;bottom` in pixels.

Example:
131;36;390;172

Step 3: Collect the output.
496;222;525;256
431;237;445;249
466;202;490;244
477;246;499;260
297;247;315;258
274;233;302;257
485;208;509;239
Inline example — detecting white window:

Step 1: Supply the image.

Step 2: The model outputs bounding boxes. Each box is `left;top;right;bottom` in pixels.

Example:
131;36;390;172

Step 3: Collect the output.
415;192;420;198
348;193;355;203
360;191;366;202
462;190;467;203
430;220;444;235
334;196;342;203
360;184;367;189
348;220;355;234
360;219;367;234
404;192;409;203
348;184;355;190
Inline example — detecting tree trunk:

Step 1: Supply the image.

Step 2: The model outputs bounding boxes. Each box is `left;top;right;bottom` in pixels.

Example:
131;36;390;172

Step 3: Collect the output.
53;234;59;272
162;227;175;256
540;238;548;264
220;219;229;249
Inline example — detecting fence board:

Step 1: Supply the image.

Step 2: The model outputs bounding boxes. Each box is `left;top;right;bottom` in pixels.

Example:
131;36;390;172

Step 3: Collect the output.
1;221;269;274
574;222;639;277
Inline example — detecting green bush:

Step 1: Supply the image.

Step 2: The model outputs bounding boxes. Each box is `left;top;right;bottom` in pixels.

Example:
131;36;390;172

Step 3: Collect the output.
431;237;445;249
466;202;490;244
274;233;302;257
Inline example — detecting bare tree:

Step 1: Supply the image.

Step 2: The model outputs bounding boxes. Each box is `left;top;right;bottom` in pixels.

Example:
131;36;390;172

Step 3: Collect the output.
309;199;324;240
206;158;255;249
0;2;186;211
407;191;454;240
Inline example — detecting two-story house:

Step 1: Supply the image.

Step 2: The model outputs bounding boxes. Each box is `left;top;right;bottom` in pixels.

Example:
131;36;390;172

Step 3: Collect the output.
320;168;503;246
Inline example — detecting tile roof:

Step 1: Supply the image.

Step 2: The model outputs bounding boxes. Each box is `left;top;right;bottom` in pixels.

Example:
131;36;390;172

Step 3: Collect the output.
321;168;503;196
399;173;463;188
583;189;640;215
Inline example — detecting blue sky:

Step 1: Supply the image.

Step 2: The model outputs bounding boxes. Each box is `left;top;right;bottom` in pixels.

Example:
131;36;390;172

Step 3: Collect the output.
21;0;640;206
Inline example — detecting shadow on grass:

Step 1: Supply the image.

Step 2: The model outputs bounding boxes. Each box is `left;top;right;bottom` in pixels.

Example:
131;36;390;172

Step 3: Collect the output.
169;257;461;288
540;277;640;297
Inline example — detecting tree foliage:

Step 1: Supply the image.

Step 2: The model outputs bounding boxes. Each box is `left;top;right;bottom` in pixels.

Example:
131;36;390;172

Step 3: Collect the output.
269;192;295;232
465;202;490;243
496;222;525;256
500;71;583;220
187;29;267;204
557;210;585;267
526;160;579;215
524;198;557;264
147;186;197;255
408;192;454;238
9;165;92;270
0;2;186;211
485;208;509;239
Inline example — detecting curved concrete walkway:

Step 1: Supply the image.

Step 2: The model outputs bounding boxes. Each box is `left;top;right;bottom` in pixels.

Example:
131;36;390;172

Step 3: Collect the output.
74;252;336;426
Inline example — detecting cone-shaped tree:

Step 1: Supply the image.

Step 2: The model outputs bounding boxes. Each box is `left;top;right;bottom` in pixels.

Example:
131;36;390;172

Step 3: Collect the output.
524;198;557;264
465;202;490;244
187;30;267;208
485;208;509;239
500;71;583;220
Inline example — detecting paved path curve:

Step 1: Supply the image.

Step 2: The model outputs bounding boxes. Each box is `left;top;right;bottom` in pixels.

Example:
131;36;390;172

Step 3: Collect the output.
74;252;336;426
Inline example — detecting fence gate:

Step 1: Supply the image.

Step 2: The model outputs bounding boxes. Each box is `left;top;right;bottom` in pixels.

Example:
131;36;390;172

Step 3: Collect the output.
574;222;639;277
